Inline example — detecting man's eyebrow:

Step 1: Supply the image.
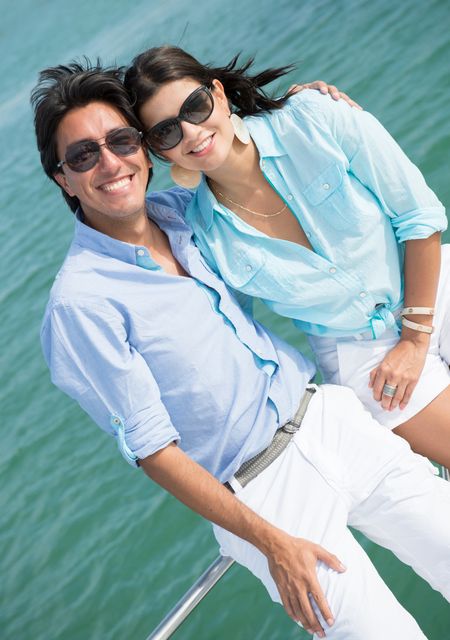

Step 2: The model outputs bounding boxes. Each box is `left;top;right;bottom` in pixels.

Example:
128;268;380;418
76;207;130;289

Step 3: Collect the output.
65;127;127;147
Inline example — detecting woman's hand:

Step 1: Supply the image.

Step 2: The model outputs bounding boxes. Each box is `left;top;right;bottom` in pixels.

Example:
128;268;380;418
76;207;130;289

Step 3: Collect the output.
265;530;346;637
369;336;430;410
288;80;363;109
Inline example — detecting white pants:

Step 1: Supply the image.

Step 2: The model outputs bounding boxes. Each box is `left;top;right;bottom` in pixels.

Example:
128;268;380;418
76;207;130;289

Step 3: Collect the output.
214;385;450;639
308;244;450;429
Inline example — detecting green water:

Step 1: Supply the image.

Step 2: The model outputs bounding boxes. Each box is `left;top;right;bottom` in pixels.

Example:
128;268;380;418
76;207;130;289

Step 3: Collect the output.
1;0;449;638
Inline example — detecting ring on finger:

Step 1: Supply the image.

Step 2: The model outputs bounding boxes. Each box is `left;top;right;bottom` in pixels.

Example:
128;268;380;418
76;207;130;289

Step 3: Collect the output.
382;383;398;397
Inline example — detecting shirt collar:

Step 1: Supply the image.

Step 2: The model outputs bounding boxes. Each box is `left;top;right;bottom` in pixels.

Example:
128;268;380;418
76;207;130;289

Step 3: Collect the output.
245;113;286;159
73;195;191;265
192;174;221;232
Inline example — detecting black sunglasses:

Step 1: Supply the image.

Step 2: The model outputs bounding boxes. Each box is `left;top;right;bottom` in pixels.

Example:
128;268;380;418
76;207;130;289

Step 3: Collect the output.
146;85;214;152
57;127;143;173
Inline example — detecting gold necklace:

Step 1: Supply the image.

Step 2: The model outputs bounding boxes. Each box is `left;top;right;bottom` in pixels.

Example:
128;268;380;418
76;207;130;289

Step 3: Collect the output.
214;188;288;218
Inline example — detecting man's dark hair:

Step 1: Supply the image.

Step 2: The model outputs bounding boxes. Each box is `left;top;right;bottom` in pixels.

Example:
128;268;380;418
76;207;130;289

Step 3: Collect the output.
31;58;152;213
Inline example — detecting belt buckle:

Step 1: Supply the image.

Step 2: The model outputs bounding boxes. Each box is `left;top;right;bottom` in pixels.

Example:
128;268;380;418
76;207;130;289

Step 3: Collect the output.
282;420;300;434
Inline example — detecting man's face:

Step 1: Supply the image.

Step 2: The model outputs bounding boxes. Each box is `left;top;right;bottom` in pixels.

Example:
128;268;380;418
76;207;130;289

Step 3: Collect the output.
54;101;152;233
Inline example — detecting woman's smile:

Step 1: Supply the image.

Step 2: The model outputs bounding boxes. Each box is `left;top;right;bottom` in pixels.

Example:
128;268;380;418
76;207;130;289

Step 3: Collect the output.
188;133;216;156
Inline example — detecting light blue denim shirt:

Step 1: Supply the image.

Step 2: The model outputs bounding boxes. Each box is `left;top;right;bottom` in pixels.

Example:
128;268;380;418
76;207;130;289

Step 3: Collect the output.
185;91;447;338
41;188;314;479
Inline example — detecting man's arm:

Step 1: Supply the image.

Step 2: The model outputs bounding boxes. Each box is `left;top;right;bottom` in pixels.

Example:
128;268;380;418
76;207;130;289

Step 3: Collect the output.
43;298;342;635
140;443;346;637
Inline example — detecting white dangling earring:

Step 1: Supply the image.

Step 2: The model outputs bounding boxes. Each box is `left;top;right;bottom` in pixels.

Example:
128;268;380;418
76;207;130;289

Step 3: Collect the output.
170;164;202;189
230;113;250;145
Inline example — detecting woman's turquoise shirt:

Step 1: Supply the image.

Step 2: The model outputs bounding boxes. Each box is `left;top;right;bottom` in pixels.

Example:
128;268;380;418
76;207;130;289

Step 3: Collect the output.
185;90;447;338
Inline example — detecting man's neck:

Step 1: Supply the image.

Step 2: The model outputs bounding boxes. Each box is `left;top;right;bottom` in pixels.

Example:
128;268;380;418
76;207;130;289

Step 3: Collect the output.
83;207;155;247
83;207;189;277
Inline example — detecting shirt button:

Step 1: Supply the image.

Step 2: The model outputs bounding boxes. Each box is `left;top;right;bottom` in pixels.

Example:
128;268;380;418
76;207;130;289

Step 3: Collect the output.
306;231;312;238
261;161;266;169
322;183;330;190
245;264;253;272
329;267;336;274
287;194;293;201
137;249;145;256
359;291;367;298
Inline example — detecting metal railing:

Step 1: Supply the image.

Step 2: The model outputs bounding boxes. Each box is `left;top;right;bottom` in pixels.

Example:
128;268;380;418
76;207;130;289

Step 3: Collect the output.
146;555;235;640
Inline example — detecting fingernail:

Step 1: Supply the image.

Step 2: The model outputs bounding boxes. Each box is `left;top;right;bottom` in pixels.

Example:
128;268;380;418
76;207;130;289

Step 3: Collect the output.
332;92;339;99
327;617;334;626
339;562;347;571
317;631;326;638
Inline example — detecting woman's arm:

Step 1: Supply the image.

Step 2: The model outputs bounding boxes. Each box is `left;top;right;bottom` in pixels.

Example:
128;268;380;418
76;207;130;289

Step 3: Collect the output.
304;96;447;408
301;93;448;243
369;233;441;410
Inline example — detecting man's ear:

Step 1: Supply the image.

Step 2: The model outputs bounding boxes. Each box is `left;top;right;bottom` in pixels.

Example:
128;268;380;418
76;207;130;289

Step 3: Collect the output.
53;171;76;197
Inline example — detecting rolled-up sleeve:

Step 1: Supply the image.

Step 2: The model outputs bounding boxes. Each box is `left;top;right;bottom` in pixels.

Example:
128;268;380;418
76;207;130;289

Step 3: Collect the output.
311;95;447;242
41;299;179;466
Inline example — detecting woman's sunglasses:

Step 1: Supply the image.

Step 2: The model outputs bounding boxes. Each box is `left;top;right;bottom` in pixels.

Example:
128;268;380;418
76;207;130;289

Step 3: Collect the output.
146;85;214;152
57;127;143;173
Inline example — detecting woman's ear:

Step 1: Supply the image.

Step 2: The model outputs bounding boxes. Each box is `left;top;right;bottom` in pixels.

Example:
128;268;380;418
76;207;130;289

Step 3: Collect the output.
211;79;229;112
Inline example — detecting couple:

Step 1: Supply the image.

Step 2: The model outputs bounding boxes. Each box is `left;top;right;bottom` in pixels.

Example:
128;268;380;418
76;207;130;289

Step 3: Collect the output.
32;47;450;639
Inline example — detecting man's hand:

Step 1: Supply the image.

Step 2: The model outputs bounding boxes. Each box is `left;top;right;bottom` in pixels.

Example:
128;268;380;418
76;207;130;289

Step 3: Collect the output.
263;528;346;637
141;443;346;637
288;80;363;110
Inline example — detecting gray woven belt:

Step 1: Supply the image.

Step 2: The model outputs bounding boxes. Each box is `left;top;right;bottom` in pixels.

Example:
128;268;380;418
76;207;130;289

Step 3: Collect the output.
225;386;316;493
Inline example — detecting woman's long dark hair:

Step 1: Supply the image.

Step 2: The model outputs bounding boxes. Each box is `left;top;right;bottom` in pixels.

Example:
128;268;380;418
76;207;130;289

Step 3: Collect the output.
124;45;296;119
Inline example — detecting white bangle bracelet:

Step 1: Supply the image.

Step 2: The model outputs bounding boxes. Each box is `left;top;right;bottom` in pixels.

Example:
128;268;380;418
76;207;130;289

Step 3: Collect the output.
402;317;434;334
400;306;435;317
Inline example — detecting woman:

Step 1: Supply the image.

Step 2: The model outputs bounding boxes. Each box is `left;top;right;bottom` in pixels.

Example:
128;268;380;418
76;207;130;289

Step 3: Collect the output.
124;46;450;467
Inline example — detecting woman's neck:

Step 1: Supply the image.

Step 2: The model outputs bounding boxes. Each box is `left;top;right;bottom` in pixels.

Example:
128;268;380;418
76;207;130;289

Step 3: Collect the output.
206;139;267;199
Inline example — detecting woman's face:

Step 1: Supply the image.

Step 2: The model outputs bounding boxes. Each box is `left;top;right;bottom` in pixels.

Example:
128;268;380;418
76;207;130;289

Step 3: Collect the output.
139;78;236;173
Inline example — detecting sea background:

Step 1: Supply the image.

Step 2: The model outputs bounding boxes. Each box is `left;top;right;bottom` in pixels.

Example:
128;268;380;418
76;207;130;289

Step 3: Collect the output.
1;0;449;638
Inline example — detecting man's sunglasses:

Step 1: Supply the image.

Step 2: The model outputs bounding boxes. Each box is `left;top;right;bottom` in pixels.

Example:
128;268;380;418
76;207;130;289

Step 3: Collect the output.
57;127;143;173
146;85;214;152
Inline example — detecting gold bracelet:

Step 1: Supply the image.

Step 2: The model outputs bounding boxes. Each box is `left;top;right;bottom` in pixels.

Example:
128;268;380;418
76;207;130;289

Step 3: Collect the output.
401;317;434;334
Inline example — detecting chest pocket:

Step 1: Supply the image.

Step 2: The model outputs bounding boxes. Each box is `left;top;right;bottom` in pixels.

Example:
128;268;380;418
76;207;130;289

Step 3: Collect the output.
219;249;266;291
303;163;352;230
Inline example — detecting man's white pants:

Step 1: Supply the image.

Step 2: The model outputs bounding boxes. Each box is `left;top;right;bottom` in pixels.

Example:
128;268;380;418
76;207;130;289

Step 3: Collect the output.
214;385;450;639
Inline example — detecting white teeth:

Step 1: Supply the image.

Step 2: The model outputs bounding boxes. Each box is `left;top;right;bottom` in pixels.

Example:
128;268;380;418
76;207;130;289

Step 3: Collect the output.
101;177;130;192
192;136;212;153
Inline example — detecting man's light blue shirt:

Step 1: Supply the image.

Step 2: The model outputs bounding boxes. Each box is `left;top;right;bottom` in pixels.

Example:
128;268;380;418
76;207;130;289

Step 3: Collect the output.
185;91;447;339
41;188;314;480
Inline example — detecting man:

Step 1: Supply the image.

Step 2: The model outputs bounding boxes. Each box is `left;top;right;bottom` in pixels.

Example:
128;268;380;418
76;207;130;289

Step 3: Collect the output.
32;61;450;640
